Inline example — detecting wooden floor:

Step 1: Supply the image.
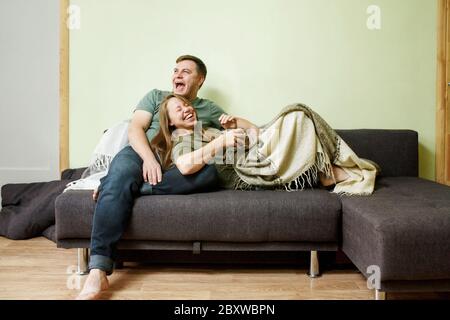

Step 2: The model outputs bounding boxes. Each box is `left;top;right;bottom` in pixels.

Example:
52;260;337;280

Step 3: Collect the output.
0;237;448;300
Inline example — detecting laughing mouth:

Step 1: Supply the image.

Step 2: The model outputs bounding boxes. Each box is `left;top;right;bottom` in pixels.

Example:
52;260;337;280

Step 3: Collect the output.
184;113;194;121
175;82;186;90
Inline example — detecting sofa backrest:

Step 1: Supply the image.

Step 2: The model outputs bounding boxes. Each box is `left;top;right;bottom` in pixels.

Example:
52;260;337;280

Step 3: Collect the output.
335;129;418;177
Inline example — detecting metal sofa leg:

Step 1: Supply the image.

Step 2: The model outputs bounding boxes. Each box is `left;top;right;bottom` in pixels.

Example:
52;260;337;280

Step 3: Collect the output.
307;250;321;278
77;248;89;275
375;289;386;300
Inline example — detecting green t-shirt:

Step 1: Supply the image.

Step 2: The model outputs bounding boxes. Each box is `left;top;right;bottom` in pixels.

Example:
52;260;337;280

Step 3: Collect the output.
171;128;241;189
135;89;226;143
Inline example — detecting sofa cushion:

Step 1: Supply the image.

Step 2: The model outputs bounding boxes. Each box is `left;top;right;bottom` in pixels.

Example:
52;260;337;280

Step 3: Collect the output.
56;189;341;243
342;177;450;282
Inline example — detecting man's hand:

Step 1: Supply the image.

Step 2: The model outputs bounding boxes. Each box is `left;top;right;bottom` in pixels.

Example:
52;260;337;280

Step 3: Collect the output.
143;158;162;185
128;110;162;185
219;114;237;130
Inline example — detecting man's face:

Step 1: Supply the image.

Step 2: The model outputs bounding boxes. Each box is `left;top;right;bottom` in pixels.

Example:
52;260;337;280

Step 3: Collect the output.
172;60;204;99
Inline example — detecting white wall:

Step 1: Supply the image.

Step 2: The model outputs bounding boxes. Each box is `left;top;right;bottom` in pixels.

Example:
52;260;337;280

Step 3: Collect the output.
0;0;61;205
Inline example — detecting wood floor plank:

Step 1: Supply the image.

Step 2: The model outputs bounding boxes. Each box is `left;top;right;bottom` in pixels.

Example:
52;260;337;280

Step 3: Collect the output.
0;236;448;300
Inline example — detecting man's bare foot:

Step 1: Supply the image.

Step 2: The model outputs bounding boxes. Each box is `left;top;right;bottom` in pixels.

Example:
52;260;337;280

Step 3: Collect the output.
76;269;109;300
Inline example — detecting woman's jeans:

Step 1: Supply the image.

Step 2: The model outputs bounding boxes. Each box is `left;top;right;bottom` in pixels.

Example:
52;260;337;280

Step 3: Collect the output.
89;145;219;275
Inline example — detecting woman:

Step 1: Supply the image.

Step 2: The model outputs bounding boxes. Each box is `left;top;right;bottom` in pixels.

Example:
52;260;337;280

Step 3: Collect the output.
150;94;363;193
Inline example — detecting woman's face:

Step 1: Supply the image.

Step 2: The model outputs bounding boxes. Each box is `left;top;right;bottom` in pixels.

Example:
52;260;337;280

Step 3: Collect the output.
166;97;197;130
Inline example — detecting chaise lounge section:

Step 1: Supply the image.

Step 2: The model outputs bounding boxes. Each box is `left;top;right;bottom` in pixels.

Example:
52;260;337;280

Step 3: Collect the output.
342;177;450;298
338;130;450;299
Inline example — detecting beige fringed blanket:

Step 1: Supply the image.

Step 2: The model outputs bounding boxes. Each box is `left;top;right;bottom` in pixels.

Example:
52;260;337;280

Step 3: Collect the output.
233;104;377;195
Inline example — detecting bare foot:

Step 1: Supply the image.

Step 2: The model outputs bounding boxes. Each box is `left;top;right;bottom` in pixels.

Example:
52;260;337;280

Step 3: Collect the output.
320;166;350;187
332;166;349;183
320;173;335;187
76;269;109;300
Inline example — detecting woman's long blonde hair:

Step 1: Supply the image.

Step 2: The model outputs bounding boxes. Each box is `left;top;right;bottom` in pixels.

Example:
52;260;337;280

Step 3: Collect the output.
150;94;192;170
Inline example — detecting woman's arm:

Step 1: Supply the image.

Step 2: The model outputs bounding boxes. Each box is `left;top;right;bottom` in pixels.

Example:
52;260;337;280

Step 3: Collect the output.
219;114;258;132
176;129;246;175
236;117;258;131
219;115;259;148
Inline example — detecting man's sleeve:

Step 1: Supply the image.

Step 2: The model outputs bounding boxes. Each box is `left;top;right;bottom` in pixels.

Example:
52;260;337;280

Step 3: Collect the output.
135;89;158;115
209;103;227;130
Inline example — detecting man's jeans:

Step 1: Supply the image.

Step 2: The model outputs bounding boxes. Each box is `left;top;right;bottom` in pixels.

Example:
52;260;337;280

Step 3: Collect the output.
89;145;219;275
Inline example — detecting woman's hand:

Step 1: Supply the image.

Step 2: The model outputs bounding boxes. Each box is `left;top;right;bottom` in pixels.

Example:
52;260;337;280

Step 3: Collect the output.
93;188;99;201
175;129;246;176
221;129;246;148
219;114;237;129
142;158;162;185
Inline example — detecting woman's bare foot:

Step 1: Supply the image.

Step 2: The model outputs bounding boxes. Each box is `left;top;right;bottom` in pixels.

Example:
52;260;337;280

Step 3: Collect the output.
320;173;335;187
332;166;349;183
320;166;350;187
76;269;109;300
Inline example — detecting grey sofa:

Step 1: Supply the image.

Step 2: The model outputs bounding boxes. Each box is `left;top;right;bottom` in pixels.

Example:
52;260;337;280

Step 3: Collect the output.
55;129;450;300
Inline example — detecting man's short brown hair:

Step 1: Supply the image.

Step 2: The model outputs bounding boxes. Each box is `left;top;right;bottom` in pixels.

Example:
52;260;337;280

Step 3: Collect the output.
176;55;207;78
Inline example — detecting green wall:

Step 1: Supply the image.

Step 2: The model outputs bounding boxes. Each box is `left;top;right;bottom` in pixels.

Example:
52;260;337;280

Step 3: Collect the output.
70;0;437;180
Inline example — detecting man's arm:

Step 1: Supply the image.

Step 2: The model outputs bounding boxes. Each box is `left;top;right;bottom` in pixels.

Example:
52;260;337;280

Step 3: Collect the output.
128;110;162;185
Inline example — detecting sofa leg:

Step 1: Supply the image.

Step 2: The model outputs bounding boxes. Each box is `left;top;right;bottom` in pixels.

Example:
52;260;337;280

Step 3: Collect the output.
375;289;386;300
307;250;321;278
77;248;89;276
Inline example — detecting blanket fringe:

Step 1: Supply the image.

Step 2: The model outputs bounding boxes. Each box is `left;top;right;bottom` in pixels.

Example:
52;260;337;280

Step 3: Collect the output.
81;154;112;179
233;175;258;191
315;151;333;180
232;150;336;193
283;151;334;192
284;162;318;192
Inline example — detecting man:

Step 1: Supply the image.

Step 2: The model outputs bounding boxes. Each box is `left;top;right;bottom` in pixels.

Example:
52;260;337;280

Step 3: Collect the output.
77;55;227;300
